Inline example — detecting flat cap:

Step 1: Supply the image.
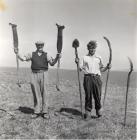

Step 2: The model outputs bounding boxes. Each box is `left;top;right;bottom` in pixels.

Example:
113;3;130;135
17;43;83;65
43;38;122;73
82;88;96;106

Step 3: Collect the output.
35;41;44;46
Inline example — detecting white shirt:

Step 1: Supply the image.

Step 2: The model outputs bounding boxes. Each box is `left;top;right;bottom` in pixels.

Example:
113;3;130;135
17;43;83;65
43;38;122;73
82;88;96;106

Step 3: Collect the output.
80;54;103;75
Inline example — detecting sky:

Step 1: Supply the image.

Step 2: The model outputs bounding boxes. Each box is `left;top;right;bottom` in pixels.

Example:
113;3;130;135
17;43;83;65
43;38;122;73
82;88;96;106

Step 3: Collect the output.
0;0;136;71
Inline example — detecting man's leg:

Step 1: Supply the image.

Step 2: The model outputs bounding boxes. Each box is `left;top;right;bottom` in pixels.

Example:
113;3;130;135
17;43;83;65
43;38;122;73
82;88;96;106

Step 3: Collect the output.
31;73;42;115
92;76;102;117
83;75;93;118
41;72;49;118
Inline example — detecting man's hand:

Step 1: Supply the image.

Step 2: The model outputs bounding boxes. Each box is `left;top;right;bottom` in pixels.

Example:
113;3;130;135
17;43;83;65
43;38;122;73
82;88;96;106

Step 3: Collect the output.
14;48;18;54
24;54;31;61
107;63;112;69
56;53;62;59
75;58;79;64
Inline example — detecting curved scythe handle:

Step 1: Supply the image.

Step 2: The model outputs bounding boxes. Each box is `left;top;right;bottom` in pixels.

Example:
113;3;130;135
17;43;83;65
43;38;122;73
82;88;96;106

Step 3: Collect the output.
103;37;112;106
103;36;112;65
9;23;21;87
124;57;133;126
127;57;133;73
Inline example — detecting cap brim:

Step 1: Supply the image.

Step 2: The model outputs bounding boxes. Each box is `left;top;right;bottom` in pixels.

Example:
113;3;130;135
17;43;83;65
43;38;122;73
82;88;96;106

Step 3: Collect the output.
36;44;44;48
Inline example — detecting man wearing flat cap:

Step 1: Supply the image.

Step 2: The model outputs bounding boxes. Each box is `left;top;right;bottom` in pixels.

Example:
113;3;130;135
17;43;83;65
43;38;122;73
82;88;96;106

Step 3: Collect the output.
15;24;65;119
75;40;111;119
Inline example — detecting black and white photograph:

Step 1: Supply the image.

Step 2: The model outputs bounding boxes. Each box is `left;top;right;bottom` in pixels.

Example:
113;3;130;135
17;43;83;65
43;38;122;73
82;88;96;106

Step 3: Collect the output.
0;0;136;139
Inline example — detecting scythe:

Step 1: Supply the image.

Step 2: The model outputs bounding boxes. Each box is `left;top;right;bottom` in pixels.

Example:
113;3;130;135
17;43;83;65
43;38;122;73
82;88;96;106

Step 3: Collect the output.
124;57;133;126
9;23;21;87
56;23;65;91
103;37;112;106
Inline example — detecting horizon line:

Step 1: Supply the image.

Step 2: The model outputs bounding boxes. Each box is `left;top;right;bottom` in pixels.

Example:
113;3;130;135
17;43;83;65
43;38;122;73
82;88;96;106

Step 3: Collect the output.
0;66;137;72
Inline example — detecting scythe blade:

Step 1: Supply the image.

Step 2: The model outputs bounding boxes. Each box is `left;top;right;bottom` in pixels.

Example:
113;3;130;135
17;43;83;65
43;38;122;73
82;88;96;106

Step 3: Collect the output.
103;37;112;106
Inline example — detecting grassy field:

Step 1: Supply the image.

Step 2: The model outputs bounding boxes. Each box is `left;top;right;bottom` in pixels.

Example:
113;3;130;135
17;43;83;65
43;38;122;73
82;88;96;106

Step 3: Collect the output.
0;67;136;139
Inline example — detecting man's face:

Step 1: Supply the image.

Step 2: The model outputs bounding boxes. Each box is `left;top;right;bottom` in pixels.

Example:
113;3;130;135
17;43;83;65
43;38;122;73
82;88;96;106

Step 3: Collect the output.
36;45;44;53
88;47;96;56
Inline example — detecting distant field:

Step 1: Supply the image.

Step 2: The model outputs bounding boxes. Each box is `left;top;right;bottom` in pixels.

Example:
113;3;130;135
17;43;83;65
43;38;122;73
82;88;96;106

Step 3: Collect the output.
0;67;136;87
0;67;136;139
48;68;137;88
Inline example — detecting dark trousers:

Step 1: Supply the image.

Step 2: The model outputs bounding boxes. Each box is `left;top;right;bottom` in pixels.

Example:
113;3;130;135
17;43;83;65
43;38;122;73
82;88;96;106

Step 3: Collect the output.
83;74;102;111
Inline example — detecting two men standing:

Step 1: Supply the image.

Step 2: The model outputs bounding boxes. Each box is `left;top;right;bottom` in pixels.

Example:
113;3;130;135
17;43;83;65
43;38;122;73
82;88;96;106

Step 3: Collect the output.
12;23;111;120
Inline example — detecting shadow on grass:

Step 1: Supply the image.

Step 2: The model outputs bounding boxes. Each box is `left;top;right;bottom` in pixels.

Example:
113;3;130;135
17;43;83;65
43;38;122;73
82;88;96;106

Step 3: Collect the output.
60;107;82;116
58;132;90;139
91;116;98;119
18;106;34;114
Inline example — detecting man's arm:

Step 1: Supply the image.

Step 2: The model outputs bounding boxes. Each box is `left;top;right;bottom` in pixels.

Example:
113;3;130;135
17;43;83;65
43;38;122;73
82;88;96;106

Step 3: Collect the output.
75;57;88;73
14;47;31;62
75;57;82;71
100;62;111;72
18;53;32;62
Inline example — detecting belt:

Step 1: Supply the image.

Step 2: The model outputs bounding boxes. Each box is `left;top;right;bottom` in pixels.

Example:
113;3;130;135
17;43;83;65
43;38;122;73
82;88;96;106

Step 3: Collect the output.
84;73;100;77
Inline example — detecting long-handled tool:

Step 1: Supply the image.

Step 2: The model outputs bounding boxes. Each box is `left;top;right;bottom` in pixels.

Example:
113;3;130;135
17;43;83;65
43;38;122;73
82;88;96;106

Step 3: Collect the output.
56;58;60;91
56;23;65;91
9;23;21;87
103;37;112;106
72;39;83;118
124;57;133;126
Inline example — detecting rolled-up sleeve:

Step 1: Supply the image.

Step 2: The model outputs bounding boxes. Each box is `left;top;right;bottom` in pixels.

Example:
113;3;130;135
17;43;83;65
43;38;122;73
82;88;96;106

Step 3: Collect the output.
99;56;104;69
80;56;87;72
79;57;84;70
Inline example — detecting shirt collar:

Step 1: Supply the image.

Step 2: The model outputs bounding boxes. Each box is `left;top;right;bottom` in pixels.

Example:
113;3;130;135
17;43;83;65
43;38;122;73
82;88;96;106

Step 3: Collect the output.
87;53;95;57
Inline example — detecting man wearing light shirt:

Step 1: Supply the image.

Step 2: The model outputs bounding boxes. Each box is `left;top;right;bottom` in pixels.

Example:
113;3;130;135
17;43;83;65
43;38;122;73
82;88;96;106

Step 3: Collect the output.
76;40;111;119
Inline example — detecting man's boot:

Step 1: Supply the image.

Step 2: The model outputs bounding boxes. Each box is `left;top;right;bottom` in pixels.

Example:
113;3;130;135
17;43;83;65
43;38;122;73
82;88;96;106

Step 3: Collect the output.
96;109;102;118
